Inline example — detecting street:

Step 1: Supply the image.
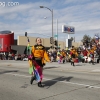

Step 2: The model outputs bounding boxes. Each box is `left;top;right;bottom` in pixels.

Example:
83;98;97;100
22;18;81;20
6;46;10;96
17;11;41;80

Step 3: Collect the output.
0;61;100;100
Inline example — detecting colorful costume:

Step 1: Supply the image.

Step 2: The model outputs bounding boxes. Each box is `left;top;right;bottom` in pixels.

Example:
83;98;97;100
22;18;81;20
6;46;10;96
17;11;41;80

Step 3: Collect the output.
26;37;50;87
57;51;61;63
61;50;66;63
70;48;77;66
31;44;50;87
31;44;50;66
26;38;41;82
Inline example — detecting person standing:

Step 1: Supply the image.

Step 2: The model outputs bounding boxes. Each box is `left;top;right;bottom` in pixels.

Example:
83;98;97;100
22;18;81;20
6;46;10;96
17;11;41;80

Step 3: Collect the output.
31;37;50;87
70;48;76;66
70;47;78;66
61;49;66;63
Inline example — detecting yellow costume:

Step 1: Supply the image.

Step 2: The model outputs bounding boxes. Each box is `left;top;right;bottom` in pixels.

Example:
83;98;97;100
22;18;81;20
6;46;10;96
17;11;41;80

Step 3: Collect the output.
31;44;50;65
61;51;66;57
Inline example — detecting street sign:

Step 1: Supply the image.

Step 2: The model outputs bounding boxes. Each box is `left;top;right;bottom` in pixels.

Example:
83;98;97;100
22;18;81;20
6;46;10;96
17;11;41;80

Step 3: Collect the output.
54;35;58;37
62;25;75;34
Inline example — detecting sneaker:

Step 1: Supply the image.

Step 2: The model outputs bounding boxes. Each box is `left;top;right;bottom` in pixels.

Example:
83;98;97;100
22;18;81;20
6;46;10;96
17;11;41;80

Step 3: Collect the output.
30;76;36;84
71;62;72;65
38;82;44;87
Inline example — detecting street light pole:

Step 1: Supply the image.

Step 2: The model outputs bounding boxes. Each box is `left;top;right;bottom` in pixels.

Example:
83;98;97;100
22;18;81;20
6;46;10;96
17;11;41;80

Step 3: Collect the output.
56;19;58;47
52;9;54;48
40;6;54;48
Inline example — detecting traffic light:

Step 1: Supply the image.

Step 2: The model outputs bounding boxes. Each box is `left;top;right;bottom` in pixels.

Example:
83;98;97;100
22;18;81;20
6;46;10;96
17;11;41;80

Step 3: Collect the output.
25;32;27;37
50;37;53;44
50;46;54;49
54;40;58;46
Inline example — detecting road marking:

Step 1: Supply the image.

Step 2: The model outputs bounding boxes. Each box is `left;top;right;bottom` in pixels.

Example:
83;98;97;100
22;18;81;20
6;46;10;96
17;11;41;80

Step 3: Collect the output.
6;73;31;78
43;78;100;89
45;68;100;75
92;69;100;72
5;73;100;89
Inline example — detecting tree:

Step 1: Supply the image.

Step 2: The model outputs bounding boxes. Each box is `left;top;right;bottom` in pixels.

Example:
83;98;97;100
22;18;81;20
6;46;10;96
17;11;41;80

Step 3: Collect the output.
70;37;74;41
81;34;92;43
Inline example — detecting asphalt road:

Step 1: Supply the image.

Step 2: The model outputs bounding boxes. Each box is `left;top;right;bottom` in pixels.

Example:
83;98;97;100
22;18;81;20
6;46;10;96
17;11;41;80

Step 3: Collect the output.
0;60;100;100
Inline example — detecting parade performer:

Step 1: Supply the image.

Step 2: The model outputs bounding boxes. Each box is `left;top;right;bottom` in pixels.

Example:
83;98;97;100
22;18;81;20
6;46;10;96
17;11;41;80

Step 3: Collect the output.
57;51;61;64
61;49;66;63
70;49;75;66
70;47;77;66
82;48;89;62
26;36;41;85
89;47;95;65
31;37;50;87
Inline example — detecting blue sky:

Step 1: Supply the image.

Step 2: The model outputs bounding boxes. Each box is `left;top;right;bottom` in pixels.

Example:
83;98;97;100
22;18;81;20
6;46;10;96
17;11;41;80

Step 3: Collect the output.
0;0;100;42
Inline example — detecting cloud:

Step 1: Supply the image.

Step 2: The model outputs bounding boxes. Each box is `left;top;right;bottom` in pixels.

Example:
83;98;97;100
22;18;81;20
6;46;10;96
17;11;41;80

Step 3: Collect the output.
0;3;33;15
0;0;100;42
0;0;12;1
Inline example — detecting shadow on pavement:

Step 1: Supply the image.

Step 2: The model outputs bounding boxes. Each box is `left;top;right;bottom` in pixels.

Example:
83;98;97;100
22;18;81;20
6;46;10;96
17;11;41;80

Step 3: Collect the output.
42;76;73;88
21;84;29;88
75;63;86;66
44;66;60;70
0;70;18;75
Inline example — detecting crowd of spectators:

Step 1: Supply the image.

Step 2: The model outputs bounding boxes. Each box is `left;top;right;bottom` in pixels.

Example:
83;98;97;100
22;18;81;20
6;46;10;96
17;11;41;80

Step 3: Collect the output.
0;53;28;61
0;42;100;65
47;43;100;65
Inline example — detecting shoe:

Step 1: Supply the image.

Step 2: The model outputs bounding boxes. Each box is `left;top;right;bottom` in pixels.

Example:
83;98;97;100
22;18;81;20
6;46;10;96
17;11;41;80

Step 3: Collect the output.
92;63;95;65
72;62;75;66
71;62;72;65
38;82;44;87
30;76;36;84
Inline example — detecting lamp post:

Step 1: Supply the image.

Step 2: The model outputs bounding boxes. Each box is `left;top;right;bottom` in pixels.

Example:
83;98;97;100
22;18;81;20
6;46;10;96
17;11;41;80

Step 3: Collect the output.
40;6;54;48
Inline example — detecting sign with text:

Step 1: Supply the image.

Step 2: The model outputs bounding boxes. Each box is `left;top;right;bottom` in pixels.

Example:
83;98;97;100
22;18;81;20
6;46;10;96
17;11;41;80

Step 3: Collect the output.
62;25;75;34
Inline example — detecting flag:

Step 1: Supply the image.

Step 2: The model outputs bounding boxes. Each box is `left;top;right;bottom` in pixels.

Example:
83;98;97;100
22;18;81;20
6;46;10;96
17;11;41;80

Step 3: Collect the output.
28;60;41;82
95;35;99;43
95;35;99;39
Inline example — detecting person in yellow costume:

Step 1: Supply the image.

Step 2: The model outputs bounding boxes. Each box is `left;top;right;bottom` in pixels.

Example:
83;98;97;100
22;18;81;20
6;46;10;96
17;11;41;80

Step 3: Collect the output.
61;49;66;63
31;37;50;87
70;47;77;66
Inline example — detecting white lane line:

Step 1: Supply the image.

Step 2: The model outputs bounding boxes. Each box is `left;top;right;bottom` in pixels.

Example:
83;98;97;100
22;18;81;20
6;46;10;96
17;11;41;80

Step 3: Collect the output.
5;73;31;78
43;78;100;89
5;73;100;89
92;69;100;72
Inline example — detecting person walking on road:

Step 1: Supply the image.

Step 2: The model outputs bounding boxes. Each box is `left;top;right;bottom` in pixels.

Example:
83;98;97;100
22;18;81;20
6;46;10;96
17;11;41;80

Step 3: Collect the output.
70;47;78;66
31;37;50;87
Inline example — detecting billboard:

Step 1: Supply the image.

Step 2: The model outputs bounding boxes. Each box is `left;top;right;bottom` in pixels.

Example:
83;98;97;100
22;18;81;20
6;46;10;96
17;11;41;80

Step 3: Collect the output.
62;25;75;34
